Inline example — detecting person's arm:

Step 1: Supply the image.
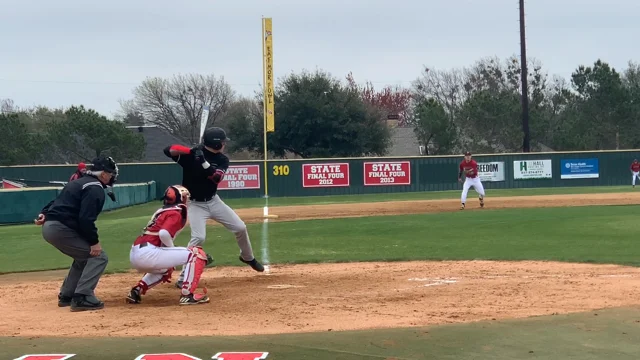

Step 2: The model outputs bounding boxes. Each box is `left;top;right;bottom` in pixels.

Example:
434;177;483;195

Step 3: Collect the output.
158;212;184;247
163;144;193;165
207;156;228;184
458;162;463;181
78;185;106;246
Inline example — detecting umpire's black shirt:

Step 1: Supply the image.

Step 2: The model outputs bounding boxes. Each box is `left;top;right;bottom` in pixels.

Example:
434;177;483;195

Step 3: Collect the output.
41;175;106;245
164;146;230;201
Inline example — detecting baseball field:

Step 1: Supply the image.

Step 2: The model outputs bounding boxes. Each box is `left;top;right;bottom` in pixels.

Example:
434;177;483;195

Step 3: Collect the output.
2;185;640;359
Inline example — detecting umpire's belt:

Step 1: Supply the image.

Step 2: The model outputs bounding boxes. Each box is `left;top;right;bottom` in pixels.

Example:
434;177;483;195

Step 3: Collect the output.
190;195;214;202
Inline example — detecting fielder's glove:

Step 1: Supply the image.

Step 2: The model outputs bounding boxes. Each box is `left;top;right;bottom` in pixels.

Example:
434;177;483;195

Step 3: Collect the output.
206;253;214;267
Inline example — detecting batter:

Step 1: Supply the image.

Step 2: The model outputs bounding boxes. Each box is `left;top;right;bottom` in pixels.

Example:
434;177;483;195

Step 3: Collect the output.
127;185;211;305
458;151;485;210
163;127;264;289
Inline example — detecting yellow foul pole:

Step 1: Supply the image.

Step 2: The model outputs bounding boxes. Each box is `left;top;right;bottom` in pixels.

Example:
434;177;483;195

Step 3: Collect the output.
262;17;275;198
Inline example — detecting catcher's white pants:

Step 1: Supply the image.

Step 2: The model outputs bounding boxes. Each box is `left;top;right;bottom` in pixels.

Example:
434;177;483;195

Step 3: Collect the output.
633;172;640;185
130;243;191;274
461;177;485;203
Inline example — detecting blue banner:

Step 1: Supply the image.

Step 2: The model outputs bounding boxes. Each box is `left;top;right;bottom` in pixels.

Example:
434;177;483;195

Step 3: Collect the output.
561;158;599;179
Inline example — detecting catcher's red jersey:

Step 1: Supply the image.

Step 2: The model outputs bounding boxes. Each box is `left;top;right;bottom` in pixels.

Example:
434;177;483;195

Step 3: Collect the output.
133;205;187;247
631;162;640;172
460;159;478;178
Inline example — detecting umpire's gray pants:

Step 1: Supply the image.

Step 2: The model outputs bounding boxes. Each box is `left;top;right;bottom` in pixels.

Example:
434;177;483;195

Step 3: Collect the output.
42;220;109;297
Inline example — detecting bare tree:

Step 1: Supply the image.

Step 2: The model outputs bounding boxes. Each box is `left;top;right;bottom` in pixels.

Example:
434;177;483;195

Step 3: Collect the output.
0;98;17;114
123;73;235;144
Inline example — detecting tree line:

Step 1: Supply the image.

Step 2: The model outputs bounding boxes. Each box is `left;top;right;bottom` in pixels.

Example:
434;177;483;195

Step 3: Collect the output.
2;56;639;166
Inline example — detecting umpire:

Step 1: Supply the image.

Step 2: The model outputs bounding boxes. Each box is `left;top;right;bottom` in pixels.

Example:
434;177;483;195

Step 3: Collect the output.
35;156;118;312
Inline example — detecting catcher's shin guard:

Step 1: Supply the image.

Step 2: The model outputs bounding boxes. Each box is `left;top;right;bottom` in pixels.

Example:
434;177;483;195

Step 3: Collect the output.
181;246;208;296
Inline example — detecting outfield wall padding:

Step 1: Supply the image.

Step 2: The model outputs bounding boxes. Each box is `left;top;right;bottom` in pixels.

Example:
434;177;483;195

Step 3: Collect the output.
1;150;639;200
0;181;156;225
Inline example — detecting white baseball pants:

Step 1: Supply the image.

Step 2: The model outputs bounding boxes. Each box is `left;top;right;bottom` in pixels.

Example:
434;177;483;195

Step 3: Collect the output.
461;177;485;203
130;243;191;285
633;172;640;186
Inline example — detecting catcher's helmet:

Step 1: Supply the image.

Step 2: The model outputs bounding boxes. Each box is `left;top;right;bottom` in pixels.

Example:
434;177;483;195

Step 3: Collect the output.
163;185;190;206
202;127;229;150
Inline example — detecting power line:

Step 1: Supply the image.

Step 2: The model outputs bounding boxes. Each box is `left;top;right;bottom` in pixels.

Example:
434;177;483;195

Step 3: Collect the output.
0;77;415;87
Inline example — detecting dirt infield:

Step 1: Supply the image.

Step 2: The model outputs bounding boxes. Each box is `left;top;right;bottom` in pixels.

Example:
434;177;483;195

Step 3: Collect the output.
2;192;640;338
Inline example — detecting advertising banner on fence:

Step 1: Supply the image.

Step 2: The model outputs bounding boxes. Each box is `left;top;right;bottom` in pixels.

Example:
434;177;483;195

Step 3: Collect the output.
363;161;411;186
302;163;350;187
217;165;261;190
477;162;505;182
513;159;552;180
560;158;599;179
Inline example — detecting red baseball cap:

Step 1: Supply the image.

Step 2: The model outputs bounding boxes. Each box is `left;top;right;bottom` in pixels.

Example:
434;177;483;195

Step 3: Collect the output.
77;162;86;170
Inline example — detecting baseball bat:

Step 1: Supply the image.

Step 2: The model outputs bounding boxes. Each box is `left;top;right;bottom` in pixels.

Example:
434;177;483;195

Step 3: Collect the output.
199;105;210;143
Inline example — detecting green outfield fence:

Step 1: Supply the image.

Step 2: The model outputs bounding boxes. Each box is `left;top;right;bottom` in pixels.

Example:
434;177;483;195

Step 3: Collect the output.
0;150;639;223
0;181;156;224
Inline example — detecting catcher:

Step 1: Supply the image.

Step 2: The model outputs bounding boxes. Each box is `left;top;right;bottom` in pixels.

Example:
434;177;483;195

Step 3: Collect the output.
126;184;213;305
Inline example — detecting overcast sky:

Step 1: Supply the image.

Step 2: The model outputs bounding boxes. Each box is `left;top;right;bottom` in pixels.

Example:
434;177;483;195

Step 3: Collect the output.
1;0;639;117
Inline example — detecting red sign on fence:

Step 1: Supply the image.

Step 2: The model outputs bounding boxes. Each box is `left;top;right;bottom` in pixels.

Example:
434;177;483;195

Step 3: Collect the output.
217;165;261;190
302;163;350;187
363;161;411;186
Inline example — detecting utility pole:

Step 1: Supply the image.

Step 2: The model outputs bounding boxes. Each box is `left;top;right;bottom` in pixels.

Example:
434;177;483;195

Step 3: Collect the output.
519;0;531;152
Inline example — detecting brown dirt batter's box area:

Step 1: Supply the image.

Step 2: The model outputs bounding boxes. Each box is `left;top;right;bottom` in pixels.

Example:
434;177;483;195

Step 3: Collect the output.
2;192;640;338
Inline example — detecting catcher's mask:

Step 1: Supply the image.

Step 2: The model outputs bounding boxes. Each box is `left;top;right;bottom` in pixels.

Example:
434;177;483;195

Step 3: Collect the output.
163;185;190;206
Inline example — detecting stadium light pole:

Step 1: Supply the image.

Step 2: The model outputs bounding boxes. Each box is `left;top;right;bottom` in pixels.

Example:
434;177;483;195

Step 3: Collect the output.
519;0;531;152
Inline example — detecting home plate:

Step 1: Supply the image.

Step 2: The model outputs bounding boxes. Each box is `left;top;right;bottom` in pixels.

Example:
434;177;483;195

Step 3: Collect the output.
268;284;304;289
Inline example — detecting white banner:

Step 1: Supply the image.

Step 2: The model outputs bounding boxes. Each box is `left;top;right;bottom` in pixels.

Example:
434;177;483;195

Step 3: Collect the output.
477;162;505;182
513;159;552;180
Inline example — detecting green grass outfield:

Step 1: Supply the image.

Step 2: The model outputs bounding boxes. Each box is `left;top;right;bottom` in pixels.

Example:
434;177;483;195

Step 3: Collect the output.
96;184;634;219
3;185;640;359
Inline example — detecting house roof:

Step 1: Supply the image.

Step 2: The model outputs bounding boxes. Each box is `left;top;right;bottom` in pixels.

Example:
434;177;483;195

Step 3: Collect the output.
127;125;189;162
387;126;422;156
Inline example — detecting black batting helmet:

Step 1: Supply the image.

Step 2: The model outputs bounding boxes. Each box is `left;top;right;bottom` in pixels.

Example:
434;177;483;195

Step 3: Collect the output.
202;127;229;150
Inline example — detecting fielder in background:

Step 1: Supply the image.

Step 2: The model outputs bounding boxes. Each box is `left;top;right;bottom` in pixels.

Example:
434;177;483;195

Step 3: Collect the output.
631;159;640;188
163;127;264;289
127;185;212;305
458;151;485;210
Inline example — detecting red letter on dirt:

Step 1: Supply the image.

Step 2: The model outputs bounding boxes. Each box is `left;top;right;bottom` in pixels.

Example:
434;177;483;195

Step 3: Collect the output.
14;355;75;360
212;353;269;360
135;354;201;360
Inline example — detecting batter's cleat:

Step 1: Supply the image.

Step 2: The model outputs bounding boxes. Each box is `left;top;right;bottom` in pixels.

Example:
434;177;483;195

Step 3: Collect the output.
460;203;465;210
58;294;72;307
70;294;104;312
179;293;210;305
239;256;265;272
205;253;215;268
126;287;142;304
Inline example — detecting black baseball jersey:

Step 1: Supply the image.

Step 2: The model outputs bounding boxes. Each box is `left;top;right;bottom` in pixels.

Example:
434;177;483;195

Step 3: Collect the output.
41;175;107;245
164;146;229;200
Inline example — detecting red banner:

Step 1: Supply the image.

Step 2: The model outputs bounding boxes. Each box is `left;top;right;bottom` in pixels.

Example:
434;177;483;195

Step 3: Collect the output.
363;161;411;186
302;163;350;187
217;165;261;190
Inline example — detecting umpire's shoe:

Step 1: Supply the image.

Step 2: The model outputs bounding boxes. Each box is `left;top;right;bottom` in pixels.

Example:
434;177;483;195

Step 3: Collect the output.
70;294;104;312
58;294;72;307
239;256;265;272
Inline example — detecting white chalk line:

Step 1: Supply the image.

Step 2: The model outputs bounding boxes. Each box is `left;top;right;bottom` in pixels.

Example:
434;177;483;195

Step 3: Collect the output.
261;204;271;274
